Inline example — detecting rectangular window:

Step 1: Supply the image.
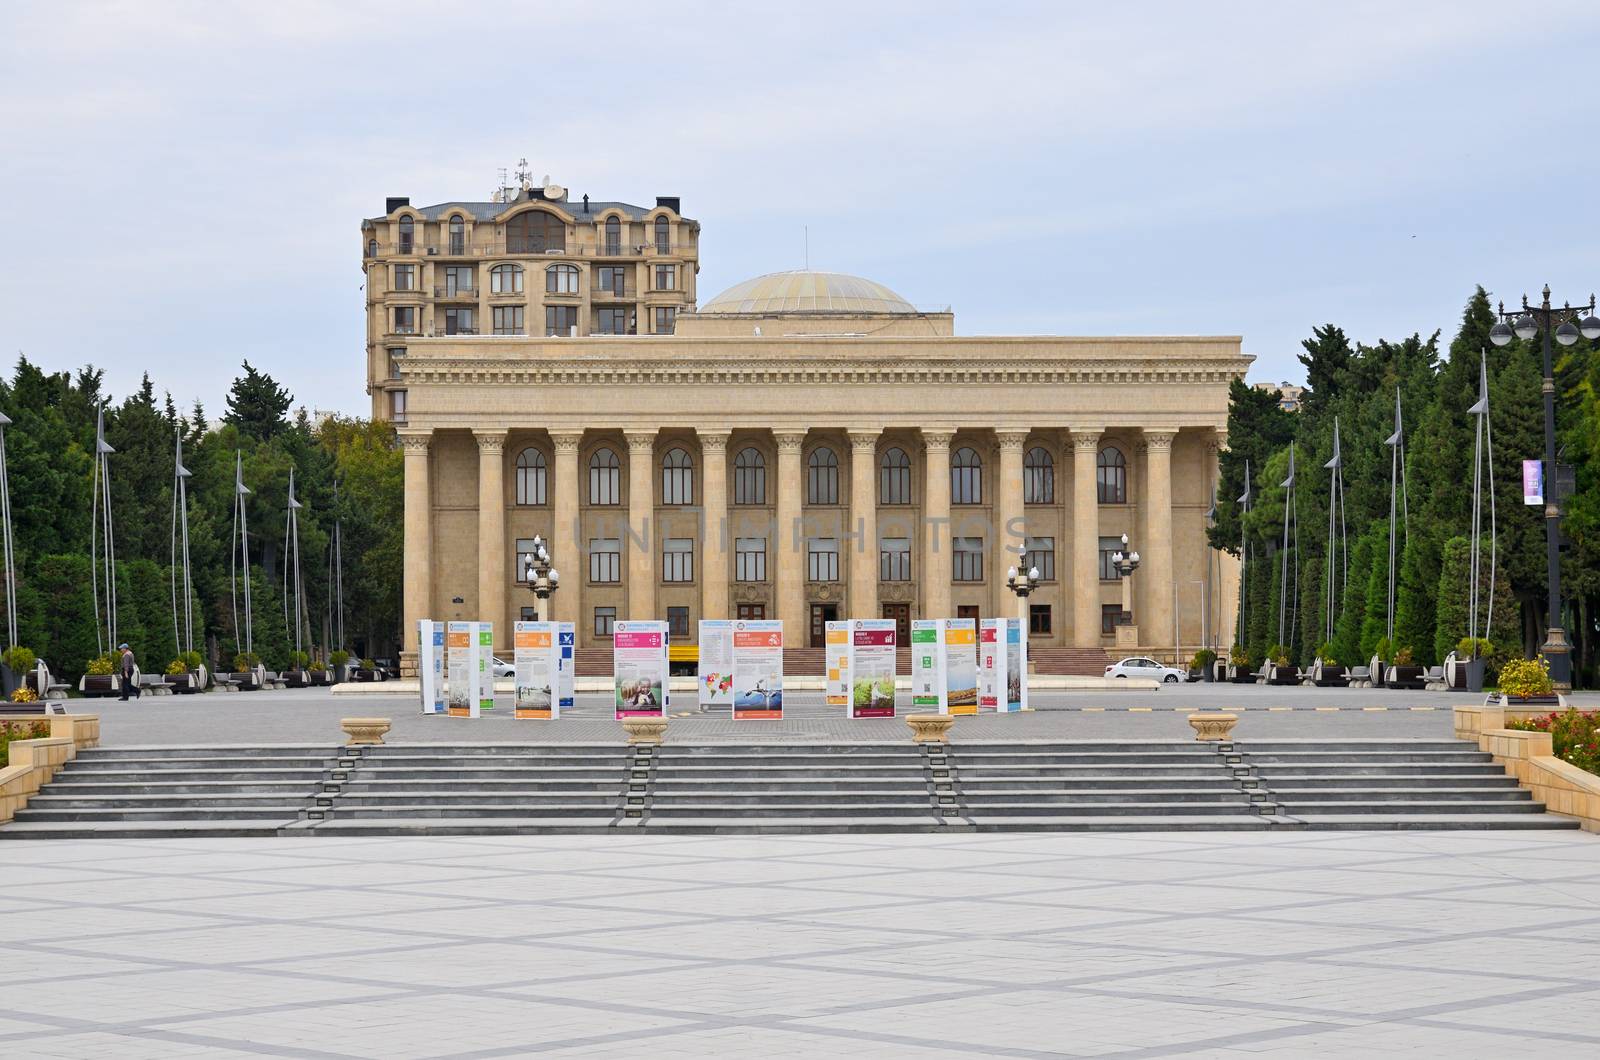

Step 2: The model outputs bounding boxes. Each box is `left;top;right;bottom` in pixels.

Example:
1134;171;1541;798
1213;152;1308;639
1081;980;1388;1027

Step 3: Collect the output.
807;537;839;582
1099;536;1124;581
492;306;524;335
736;537;766;582
953;537;985;582
588;537;620;584
879;536;911;582
520;607;537;622
387;346;405;380
392;306;416;334
667;606;690;640
1029;604;1052;636
392;264;415;291
597;307;630;334
1023;536;1056;581
443;306;475;335
654;306;676;335
598;266;628;294
546;305;578;336
514;537;552;583
654;264;676;291
594;606;616;638
662;537;694;583
443;265;473;296
1102;603;1125;636
388;389;407;423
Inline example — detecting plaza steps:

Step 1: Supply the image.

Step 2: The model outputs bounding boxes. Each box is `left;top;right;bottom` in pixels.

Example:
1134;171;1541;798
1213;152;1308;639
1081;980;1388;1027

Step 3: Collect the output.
0;738;1578;838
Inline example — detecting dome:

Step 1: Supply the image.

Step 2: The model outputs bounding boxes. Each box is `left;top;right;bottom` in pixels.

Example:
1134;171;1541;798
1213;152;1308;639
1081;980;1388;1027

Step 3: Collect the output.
699;270;916;315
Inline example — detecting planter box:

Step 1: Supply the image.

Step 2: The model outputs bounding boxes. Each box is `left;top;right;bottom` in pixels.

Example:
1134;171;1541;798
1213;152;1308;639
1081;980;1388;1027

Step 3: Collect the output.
309;670;331;686
1267;663;1299;686
353;669;377;683
1385;665;1426;690
1313;665;1347;688
1494;693;1561;709
1226;665;1256;684
281;670;312;688
80;674;118;697
162;672;201;694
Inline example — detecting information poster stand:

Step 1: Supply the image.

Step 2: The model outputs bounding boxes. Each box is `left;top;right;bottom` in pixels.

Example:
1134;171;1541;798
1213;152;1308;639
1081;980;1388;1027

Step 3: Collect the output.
447;620;478;718
513;621;558;719
614;620;669;719
1004;617;1027;712
824;620;850;708
475;622;495;712
945;618;978;714
849;618;897;718
557;623;575;713
697;619;734;711
733;619;784;720
911;620;945;712
979;618;1006;712
419;619;445;715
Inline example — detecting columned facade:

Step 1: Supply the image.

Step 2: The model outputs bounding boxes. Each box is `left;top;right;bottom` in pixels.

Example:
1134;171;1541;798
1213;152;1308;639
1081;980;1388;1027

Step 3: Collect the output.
475;431;507;640
625;431;656;622
774;433;807;638
1143;429;1176;653
399;430;432;672
1070;428;1102;647
994;431;1028;621
700;430;731;621
848;430;879;619
549;432;583;626
921;430;954;623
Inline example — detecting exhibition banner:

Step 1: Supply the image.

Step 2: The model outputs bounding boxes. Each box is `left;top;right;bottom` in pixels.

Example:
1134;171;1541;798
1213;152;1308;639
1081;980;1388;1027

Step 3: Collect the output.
945;618;978;714
418;619;445;715
513;621;558;720
614;620;668;719
1002;618;1026;712
825;620;850;708
733;619;784;720
979;619;1005;712
911;620;945;711
557;624;575;712
850;618;897;718
698;619;735;710
475;622;495;712
446;621;478;718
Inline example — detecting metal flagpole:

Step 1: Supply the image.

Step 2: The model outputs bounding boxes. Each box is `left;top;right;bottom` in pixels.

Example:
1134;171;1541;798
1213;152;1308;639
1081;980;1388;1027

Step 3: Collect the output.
0;412;15;650
287;467;304;659
90;405;117;654
233;451;253;655
1323;418;1345;650
171;429;195;657
1384;389;1406;644
1237;459;1251;650
1277;443;1296;649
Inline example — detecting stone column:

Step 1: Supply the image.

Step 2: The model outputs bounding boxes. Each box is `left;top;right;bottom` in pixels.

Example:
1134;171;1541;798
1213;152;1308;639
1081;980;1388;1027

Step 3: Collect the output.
848;430;880;619
774;432;808;640
1070;428;1102;647
699;430;731;620
399;430;433;673
994;431;1028;619
475;431;507;647
625;430;656;621
550;432;583;626
922;429;954;620
1144;429;1177;659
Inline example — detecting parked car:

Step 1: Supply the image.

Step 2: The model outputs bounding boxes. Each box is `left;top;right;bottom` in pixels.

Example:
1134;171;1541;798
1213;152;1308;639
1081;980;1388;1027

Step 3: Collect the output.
1105;657;1186;684
491;656;514;679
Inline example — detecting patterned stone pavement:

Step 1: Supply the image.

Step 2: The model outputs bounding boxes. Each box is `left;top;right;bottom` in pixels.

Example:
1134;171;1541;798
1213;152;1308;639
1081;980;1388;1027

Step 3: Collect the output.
2;829;1597;1057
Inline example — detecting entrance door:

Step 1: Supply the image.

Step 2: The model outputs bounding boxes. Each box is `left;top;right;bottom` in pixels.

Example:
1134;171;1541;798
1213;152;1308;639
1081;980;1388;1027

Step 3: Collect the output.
957;605;981;625
882;603;910;644
736;604;765;621
810;603;839;647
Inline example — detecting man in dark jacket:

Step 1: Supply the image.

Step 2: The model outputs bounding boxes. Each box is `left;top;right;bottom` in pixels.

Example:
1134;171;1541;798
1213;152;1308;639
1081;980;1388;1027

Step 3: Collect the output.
118;643;139;701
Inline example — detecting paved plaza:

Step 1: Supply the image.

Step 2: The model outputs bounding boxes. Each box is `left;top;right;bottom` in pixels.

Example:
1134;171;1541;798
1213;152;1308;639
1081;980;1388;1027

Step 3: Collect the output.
1;830;1597;1057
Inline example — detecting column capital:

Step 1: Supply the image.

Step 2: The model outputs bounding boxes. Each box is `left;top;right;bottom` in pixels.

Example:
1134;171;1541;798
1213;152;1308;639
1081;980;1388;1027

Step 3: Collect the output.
473;430;508;454
996;430;1029;452
847;428;881;451
697;430;733;454
1143;429;1178;452
1069;427;1103;453
624;430;657;454
922;428;956;451
550;432;584;453
774;431;808;452
1212;426;1229;452
397;429;432;453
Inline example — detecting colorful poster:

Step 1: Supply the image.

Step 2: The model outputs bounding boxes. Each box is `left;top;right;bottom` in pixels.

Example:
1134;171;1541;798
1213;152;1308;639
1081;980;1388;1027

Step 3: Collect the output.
614;620;668;719
1524;459;1543;505
557;624;575;712
418;619;445;715
513;621;558;719
911;620;945;711
945;618;978;715
697;619;735;710
979;619;1005;712
824;620;850;708
733;619;783;720
849;618;897;718
475;622;495;712
1002;618;1026;712
446;621;478;718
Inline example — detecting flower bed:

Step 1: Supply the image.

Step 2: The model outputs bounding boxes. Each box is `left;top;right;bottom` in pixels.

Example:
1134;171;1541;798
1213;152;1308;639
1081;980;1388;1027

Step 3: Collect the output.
1508;709;1600;776
1;720;50;763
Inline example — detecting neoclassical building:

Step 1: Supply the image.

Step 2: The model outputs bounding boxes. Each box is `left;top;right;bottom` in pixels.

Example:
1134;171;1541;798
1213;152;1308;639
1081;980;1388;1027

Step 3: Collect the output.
363;181;1247;671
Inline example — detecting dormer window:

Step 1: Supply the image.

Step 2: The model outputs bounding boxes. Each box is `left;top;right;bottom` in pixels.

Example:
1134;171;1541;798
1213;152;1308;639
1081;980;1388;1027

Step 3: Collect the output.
449;215;464;254
398;216;414;254
654;215;670;253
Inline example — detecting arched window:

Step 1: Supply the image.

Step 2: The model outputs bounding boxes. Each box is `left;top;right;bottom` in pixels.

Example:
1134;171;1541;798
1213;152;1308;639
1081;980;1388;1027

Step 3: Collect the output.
491;264;524;294
880;447;911;505
545;263;578;294
515;448;547;506
661;447;694;505
588;448;620;505
507;210;566;253
397;215;414;253
366;238;377;258
654;215;670;253
951;446;982;504
734;447;766;505
807;447;839;505
604;216;621;253
1024;446;1054;504
1097;446;1127;504
448;214;464;254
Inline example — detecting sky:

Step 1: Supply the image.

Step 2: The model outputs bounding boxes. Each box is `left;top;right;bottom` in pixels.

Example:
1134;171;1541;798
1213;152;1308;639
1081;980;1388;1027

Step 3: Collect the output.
3;0;1599;415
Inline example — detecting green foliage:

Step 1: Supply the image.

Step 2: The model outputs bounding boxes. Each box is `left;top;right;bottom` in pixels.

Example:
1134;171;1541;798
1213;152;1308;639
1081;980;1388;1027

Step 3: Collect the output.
1374;637;1392;663
232;651;261;672
179;650;203;672
224;361;293;442
1457;637;1493;658
1266;644;1290;666
309;659;326;672
1392;646;1415;666
1433;537;1472;665
85;653;115;676
1229;643;1249;666
359;657;377;671
2;646;36;673
330;649;350;667
290;650;309;669
165;659;188;675
1316;642;1337;666
1190;648;1216;670
1499;657;1553;699
1507;709;1600;775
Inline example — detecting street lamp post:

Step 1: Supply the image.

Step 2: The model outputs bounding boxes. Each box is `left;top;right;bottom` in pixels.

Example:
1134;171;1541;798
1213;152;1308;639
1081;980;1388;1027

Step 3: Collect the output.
1110;533;1141;636
1489;286;1600;691
520;534;561;623
1005;564;1041;630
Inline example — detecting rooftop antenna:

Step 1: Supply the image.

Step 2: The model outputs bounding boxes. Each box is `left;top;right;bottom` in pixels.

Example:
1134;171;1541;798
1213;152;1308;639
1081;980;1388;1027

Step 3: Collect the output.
0;410;15;650
804;225;809;271
170;428;194;657
89;404;117;655
514;158;532;191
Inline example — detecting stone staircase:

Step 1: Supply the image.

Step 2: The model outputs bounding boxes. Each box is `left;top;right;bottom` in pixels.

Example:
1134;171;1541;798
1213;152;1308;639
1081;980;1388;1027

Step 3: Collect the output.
0;739;1578;838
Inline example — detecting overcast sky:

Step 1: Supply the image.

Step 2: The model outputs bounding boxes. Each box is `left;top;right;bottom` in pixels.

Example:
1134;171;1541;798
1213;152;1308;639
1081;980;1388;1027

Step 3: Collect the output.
4;0;1598;415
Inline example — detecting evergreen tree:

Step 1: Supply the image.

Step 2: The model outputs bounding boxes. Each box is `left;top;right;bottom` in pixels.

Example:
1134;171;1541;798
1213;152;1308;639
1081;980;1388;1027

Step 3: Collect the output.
224;361;293;442
1433;536;1472;664
1296;324;1354;418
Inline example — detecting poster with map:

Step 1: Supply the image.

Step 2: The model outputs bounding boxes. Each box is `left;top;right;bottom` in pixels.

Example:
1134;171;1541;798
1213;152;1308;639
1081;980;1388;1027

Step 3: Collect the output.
698;619;735;710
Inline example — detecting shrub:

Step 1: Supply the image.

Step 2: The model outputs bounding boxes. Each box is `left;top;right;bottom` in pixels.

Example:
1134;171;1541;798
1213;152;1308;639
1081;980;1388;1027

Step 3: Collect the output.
1266;644;1290;666
309;659;326;672
179;650;204;672
10;686;38;703
1229;643;1249;666
1499;657;1554;699
290;650;310;670
232;651;261;672
329;649;350;667
1508;708;1599;775
1457;637;1493;659
85;653;116;676
1190;648;1216;670
165;659;189;676
1374;637;1392;663
360;658;377;671
1316;642;1338;666
2;646;37;673
0;718;48;761
1392;646;1415;666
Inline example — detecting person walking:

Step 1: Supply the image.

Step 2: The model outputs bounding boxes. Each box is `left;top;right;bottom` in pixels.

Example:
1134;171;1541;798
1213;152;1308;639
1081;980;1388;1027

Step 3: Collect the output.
117;643;140;701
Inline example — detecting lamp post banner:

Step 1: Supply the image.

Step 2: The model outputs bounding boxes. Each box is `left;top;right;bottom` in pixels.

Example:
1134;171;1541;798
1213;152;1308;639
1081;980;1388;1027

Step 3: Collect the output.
849;618;897;719
946;618;978;714
1523;459;1543;505
613;620;669;719
732;619;784;720
557;624;575;712
697;619;734;710
446;621;478;718
513;621;558;720
825;620;850;707
418;620;445;715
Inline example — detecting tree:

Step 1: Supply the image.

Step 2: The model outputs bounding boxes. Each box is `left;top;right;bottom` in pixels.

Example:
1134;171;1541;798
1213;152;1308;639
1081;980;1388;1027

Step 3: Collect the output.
223;361;293;442
1296;325;1353;419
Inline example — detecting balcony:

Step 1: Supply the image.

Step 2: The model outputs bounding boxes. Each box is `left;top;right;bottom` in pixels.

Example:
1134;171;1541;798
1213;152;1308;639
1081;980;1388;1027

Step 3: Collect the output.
592;284;630;301
427;325;479;337
369;240;695;260
432;285;477;300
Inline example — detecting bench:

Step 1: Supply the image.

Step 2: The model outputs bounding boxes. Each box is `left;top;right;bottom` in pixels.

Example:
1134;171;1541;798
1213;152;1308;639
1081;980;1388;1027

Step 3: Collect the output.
1423;665;1447;692
136;674;174;696
1347;665;1373;689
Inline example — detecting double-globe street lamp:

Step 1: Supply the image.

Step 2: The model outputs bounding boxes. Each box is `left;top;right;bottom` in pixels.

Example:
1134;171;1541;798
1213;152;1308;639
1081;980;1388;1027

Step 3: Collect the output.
1489;286;1600;690
1005;564;1042;629
520;534;561;622
1111;533;1141;632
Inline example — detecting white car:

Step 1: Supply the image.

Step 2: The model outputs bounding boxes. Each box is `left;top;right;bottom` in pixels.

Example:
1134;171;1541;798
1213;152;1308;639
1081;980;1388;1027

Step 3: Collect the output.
491;656;514;679
1105;657;1186;684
